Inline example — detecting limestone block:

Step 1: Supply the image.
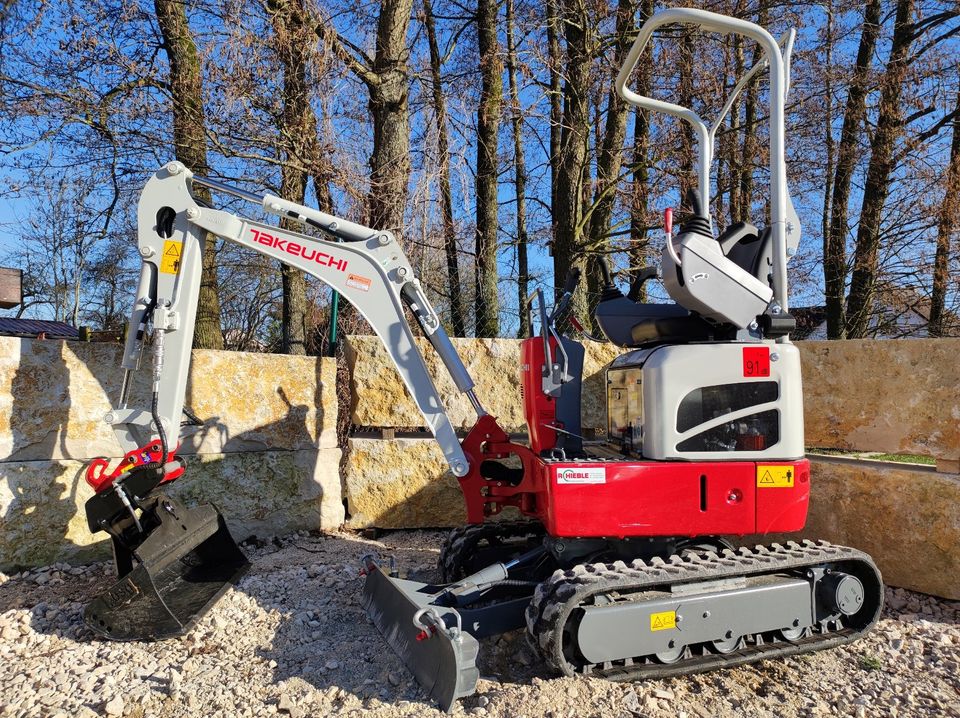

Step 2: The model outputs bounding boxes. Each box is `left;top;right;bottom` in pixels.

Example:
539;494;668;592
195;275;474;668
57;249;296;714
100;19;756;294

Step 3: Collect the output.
799;339;960;459
0;448;344;570
175;448;345;538
180;350;338;454
346;336;524;432
801;458;960;599
0;338;127;463
0;459;106;568
0;337;337;462
343;438;465;528
346;335;622;433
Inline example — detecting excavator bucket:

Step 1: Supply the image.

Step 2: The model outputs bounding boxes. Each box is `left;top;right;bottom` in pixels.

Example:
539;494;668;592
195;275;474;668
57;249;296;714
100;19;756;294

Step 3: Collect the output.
84;491;249;641
361;557;480;712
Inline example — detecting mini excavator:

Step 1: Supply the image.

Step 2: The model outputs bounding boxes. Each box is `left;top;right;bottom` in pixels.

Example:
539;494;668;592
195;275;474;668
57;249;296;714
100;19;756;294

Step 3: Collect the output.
81;7;882;712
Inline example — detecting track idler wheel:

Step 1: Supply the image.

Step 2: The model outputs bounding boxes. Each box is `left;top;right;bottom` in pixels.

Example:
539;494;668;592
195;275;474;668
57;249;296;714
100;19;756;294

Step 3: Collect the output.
817;571;865;617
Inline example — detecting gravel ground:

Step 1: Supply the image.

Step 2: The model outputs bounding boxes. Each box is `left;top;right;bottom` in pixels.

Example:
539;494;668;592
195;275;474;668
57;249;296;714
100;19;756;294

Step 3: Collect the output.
1;529;958;718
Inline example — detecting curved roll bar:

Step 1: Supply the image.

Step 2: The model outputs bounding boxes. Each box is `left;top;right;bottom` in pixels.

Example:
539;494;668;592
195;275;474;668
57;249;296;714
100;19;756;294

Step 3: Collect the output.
614;7;798;312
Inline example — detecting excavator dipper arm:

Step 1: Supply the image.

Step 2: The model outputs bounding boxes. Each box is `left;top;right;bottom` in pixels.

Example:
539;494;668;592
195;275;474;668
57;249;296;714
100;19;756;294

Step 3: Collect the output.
110;161;482;480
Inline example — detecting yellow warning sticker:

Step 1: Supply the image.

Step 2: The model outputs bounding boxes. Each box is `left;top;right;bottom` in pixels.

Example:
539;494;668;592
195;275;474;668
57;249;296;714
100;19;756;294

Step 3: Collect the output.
757;465;794;488
159;240;182;274
650;610;676;631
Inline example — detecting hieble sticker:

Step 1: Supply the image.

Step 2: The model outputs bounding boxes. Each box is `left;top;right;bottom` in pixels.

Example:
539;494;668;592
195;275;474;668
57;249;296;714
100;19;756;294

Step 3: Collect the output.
557;467;606;485
346;274;372;292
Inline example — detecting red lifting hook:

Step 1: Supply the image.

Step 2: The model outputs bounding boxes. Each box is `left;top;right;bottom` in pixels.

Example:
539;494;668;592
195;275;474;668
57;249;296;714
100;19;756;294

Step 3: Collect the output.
85;440;183;493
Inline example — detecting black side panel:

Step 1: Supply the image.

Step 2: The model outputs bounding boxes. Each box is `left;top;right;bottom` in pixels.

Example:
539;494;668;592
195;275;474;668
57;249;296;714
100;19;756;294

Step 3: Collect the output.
555;337;584;456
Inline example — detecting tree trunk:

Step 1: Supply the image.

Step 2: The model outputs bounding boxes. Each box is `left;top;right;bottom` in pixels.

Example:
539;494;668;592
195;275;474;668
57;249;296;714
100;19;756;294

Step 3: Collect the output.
474;0;502;337
553;0;593;301
423;0;466;336
269;0;316;355
820;0;835;260
628;0;655;299
929;80;960;337
505;0;530;338
825;0;881;339
313;2;412;231
585;0;636;318
366;0;414;232
547;0;562;247
677;29;696;206
846;0;914;338
154;0;224;350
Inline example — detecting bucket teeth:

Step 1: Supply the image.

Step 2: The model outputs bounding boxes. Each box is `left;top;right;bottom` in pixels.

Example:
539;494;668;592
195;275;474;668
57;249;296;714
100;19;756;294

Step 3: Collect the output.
84;494;249;641
361;561;479;712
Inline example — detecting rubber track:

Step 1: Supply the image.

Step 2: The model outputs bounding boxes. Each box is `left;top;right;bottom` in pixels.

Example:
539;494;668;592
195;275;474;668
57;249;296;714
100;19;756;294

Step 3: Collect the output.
439;521;545;582
525;539;883;680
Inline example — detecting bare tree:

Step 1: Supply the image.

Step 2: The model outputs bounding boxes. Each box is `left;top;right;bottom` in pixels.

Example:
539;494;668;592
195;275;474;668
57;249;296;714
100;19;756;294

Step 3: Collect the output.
846;0;915;338
268;0;319;355
154;0;225;350
546;0;562;238
552;0;593;302
423;0;466;336
929;79;960;337
585;0;636;319
629;0;656;299
505;0;530;338
314;0;414;231
824;0;882;339
474;0;503;338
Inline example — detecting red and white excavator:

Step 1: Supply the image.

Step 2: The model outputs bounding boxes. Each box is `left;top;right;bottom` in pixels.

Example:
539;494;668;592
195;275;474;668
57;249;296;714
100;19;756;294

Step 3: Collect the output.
80;7;882;712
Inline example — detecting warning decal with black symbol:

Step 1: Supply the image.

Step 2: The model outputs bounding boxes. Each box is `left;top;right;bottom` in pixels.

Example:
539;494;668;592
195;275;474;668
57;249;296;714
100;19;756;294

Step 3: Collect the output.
756;465;794;488
160;240;182;275
649;610;677;631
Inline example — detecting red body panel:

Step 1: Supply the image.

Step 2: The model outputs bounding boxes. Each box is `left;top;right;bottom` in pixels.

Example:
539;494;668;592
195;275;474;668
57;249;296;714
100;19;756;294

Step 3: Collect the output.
755;460;810;533
544;461;756;537
542;459;809;537
520;336;557;454
459;417;810;538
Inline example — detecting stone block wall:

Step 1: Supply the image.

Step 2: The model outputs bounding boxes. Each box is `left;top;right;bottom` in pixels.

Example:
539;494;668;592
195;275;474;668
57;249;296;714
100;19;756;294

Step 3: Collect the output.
0;338;342;569
2;333;958;600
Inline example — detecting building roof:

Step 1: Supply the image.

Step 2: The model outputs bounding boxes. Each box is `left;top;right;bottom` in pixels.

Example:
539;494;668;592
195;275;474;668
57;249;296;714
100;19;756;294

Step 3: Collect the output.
0;318;80;339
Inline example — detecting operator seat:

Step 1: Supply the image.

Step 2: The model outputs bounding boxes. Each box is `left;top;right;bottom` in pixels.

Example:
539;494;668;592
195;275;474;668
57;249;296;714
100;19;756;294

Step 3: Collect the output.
593;263;716;348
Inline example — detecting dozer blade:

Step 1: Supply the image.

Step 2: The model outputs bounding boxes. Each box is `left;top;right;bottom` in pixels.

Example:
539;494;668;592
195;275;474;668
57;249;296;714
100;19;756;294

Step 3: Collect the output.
85;494;249;641
361;558;479;712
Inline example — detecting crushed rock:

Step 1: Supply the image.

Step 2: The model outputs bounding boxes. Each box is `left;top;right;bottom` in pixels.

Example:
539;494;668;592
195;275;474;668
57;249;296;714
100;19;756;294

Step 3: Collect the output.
0;529;957;718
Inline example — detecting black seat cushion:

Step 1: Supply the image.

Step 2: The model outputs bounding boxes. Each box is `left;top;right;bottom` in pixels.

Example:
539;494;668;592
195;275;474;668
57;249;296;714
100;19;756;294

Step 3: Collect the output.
595;294;718;348
629;312;715;345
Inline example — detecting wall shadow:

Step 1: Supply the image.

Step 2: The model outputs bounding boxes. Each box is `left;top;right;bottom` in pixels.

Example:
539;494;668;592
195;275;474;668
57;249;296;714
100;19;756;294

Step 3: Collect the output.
2;338;336;576
1;340;88;574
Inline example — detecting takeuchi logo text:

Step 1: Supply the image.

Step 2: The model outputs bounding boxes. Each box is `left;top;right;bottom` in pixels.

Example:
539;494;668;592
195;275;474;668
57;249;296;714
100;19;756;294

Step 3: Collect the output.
249;228;348;272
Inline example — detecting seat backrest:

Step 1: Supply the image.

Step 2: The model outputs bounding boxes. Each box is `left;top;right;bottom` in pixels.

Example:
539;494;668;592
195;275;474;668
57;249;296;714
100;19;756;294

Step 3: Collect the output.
726;226;774;289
